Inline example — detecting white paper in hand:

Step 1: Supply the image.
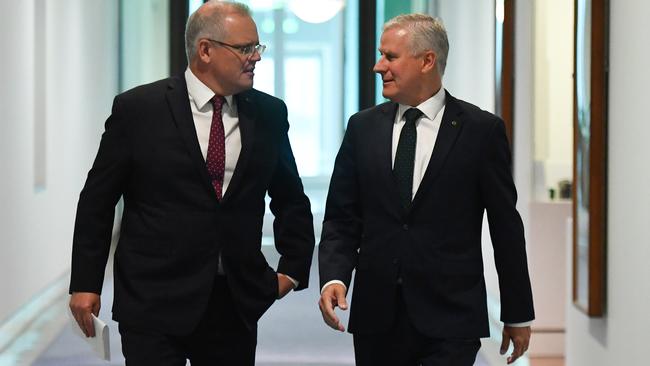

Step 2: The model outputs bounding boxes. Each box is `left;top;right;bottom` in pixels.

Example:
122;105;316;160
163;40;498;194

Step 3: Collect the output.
69;311;111;361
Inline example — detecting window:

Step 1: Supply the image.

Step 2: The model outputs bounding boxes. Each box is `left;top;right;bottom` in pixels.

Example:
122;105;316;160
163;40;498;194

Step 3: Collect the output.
241;0;354;179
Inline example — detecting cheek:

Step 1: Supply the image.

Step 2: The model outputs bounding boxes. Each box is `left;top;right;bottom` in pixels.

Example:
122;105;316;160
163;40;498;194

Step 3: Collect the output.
389;65;402;79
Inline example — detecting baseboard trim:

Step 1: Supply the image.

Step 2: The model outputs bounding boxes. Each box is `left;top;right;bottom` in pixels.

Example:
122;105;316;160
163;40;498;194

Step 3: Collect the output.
0;272;70;365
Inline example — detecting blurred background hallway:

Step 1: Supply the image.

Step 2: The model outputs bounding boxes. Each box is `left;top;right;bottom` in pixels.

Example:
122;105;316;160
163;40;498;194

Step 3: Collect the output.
1;0;649;365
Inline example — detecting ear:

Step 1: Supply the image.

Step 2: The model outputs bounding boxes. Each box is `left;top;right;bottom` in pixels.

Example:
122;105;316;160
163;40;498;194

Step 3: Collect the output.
421;50;437;73
197;39;213;64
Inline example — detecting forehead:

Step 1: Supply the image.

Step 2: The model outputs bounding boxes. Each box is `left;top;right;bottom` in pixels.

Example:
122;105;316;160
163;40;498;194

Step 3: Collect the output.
379;27;410;51
222;13;258;42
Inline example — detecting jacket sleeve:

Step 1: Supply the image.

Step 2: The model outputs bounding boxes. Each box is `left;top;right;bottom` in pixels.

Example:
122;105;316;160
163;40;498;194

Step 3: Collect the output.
69;96;132;294
318;115;363;289
267;100;315;291
479;117;535;323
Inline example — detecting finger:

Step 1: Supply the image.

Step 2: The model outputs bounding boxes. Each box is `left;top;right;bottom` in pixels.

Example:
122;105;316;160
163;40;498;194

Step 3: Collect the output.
323;299;342;330
325;312;343;331
92;301;101;317
507;349;521;364
82;312;96;337
318;295;344;331
500;331;510;355
335;287;348;310
72;312;88;337
70;304;88;337
507;339;525;364
319;302;340;330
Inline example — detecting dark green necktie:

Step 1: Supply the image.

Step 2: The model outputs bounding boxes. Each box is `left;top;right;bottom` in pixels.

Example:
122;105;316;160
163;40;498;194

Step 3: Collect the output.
393;108;423;208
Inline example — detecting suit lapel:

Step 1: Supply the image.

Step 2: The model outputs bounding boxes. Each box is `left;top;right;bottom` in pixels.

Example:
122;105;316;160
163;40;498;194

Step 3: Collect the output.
375;102;408;213
410;91;464;210
221;91;257;203
165;76;215;196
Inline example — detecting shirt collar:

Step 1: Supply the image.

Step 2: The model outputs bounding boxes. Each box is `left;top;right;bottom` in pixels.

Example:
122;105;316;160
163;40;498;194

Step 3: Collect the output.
184;68;234;111
396;86;446;123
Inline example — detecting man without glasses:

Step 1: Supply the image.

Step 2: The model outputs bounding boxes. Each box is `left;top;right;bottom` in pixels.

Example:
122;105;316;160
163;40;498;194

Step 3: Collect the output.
319;14;534;366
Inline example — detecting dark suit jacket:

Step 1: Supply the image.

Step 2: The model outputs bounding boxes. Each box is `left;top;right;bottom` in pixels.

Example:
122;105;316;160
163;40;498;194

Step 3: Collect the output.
70;75;315;335
319;91;534;339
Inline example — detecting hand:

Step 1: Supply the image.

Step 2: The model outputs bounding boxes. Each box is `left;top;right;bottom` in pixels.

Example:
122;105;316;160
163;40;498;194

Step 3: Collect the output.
69;292;101;337
276;273;296;299
500;325;531;364
318;283;347;332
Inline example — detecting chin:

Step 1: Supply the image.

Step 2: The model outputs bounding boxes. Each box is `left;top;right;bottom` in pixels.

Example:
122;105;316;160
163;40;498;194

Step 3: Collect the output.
382;90;397;101
234;82;254;94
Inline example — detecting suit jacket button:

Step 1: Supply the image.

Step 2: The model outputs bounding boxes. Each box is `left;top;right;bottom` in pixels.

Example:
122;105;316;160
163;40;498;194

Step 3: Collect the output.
402;224;409;230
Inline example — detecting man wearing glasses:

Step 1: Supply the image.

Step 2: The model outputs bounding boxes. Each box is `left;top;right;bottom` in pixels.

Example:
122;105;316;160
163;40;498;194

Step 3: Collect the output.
69;1;314;365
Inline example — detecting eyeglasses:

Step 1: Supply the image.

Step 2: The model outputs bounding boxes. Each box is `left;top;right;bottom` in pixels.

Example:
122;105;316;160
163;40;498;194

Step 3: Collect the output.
206;39;266;57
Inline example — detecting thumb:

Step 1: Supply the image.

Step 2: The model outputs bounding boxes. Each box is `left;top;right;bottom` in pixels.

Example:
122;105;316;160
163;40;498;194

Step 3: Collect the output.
92;298;101;317
335;287;348;310
500;330;510;355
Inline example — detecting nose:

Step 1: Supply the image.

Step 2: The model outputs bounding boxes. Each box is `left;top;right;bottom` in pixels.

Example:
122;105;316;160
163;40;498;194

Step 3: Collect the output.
248;50;261;62
373;57;386;74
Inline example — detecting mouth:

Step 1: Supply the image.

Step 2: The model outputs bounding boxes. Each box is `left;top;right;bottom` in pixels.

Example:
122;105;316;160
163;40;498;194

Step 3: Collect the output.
382;79;394;85
243;68;255;77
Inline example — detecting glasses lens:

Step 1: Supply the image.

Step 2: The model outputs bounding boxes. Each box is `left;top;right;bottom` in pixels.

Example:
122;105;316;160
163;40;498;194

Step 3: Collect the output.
241;45;254;55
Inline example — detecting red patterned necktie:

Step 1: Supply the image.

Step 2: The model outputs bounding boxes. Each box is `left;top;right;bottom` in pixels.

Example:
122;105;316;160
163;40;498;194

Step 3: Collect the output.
206;96;226;199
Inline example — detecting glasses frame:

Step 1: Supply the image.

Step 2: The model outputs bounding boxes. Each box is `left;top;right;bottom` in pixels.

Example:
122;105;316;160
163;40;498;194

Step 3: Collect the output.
205;38;266;57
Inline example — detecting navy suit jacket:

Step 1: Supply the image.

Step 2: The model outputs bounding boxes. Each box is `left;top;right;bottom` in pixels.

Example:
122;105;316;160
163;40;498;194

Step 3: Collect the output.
319;91;534;338
70;75;315;335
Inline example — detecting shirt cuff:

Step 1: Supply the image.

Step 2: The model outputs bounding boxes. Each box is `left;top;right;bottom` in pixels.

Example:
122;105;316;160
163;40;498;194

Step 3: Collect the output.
321;280;347;294
505;320;533;327
278;273;299;289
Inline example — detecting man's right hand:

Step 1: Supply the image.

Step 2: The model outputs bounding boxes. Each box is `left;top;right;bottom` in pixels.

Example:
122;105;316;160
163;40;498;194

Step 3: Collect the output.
69;292;101;337
318;283;348;332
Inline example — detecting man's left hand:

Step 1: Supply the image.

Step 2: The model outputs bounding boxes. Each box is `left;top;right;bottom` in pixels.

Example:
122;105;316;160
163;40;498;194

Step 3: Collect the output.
500;325;531;364
276;273;296;299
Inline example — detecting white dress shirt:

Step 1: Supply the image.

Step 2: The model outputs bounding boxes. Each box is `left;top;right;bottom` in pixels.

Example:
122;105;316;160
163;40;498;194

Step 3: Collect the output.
185;68;241;195
184;68;298;288
391;87;446;198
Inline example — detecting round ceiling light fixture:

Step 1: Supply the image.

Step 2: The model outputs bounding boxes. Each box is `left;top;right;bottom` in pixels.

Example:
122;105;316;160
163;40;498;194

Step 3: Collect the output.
289;0;344;24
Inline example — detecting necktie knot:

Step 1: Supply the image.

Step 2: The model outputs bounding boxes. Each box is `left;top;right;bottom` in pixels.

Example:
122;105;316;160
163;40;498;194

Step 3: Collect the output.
211;95;225;112
403;108;423;125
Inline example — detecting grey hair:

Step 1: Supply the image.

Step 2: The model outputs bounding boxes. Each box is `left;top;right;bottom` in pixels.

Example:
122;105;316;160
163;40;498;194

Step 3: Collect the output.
185;1;252;62
384;14;449;75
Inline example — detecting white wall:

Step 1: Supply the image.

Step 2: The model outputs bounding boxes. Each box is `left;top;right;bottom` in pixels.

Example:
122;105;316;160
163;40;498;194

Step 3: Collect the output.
120;0;170;91
566;0;650;364
533;0;574;199
513;0;534;237
437;0;495;112
0;0;118;324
